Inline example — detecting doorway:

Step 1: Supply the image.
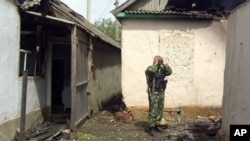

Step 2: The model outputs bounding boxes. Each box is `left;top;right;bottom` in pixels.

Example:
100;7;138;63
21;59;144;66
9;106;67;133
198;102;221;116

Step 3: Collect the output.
52;59;64;112
51;43;71;120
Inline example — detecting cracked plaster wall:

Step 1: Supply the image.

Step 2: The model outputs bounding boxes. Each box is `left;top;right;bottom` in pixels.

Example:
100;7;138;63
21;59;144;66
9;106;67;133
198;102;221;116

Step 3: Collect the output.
121;18;226;108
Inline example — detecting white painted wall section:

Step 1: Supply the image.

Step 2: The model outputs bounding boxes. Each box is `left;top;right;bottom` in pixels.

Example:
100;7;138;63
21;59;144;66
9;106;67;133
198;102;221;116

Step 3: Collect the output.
221;1;250;140
0;0;47;122
122;19;226;107
0;0;20;121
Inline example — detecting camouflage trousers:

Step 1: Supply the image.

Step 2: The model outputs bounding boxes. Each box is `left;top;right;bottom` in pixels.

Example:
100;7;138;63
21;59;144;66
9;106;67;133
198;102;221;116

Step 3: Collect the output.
148;90;165;127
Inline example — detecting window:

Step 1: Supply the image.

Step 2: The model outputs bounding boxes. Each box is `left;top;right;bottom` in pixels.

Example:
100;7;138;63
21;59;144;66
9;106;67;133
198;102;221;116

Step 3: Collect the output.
19;49;36;76
19;30;37;76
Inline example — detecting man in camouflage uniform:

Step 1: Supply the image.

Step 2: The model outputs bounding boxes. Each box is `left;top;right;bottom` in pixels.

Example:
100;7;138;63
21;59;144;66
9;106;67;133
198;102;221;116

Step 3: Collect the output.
145;56;172;136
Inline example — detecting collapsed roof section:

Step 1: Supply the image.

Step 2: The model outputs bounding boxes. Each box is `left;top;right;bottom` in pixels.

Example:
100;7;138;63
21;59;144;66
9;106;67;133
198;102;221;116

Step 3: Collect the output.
15;0;121;49
16;0;41;10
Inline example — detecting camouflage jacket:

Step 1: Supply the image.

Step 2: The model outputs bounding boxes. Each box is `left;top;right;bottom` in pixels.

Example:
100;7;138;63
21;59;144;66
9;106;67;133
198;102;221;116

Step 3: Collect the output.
145;64;172;91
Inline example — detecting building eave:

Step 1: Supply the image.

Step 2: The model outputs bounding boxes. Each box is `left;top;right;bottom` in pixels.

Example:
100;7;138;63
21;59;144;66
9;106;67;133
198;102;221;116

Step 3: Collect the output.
111;0;137;15
116;12;214;19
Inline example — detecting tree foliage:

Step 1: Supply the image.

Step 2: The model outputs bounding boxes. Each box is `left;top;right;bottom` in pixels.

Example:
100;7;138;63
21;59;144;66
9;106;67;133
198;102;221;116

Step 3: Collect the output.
94;18;121;41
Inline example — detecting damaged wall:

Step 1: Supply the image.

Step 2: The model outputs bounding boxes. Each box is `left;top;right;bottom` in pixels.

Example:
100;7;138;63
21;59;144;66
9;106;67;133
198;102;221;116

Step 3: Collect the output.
1;0;122;140
0;1;47;140
89;39;121;113
221;1;250;140
121;18;226;108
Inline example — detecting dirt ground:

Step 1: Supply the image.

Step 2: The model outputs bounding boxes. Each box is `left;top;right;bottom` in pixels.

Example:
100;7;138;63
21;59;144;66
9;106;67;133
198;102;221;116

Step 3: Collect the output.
76;107;222;141
19;95;222;141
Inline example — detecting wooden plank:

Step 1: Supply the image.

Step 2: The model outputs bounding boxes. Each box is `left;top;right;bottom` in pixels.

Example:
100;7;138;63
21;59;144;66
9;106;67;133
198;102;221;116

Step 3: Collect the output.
87;37;93;116
76;80;88;87
19;70;28;141
26;130;49;139
70;25;77;131
36;132;56;141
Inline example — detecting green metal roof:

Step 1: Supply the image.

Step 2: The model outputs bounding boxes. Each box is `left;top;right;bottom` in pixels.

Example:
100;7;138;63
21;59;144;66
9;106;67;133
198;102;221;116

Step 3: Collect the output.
112;0;229;20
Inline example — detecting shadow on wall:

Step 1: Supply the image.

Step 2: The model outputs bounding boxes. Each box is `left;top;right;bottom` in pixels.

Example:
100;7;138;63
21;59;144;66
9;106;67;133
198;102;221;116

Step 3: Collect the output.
92;40;121;69
91;39;121;81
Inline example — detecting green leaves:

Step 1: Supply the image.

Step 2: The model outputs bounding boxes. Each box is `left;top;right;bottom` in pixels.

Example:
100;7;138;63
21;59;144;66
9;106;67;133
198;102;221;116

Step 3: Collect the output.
94;18;121;41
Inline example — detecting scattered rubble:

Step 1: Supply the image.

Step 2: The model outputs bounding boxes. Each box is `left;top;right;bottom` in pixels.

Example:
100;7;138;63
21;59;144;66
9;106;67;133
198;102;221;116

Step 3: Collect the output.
77;108;222;141
113;109;133;123
14;122;70;141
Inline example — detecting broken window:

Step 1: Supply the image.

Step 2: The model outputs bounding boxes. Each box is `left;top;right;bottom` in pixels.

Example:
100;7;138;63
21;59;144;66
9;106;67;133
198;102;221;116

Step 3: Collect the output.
19;29;37;76
20;20;45;77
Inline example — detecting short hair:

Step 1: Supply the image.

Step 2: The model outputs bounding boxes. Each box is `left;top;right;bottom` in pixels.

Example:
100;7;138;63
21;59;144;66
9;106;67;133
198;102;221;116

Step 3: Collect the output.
153;55;163;64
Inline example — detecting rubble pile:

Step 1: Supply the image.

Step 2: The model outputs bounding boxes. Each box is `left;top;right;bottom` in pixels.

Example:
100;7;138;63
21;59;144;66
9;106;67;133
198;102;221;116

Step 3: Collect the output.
14;122;70;141
165;115;222;140
113;109;133;123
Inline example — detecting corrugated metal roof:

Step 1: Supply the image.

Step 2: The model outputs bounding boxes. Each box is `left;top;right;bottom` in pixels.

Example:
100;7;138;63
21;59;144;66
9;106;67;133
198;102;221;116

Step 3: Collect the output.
124;10;194;16
123;9;228;19
127;0;169;11
112;0;229;19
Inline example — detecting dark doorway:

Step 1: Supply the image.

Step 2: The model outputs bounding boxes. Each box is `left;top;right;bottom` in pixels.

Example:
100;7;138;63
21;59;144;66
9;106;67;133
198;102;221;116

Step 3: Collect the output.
52;59;65;112
51;44;71;120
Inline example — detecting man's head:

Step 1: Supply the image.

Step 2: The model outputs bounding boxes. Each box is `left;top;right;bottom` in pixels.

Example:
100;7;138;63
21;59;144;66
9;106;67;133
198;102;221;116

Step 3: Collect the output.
153;55;163;65
158;56;163;65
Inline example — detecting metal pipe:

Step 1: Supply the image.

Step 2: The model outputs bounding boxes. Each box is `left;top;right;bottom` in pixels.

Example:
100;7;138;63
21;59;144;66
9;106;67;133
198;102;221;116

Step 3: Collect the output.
20;49;31;71
87;0;91;21
24;10;75;25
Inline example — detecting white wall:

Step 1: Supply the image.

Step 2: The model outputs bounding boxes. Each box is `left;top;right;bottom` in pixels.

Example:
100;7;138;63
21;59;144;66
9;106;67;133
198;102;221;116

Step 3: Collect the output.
0;0;21;121
0;0;46;137
221;1;250;140
18;78;47;113
0;0;47;121
121;18;226;107
0;1;47;139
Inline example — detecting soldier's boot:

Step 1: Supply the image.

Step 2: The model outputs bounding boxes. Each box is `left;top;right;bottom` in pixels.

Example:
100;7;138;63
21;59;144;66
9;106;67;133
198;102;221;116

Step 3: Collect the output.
148;127;155;136
155;125;163;132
